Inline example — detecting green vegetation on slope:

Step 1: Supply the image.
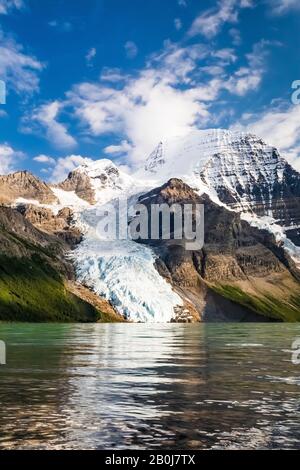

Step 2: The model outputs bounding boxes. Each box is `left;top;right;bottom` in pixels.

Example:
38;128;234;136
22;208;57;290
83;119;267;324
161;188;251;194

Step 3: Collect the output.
211;284;300;322
0;206;124;323
0;254;101;322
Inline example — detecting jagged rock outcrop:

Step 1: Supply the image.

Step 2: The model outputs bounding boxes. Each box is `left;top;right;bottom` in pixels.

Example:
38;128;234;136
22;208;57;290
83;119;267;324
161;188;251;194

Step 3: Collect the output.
57;159;134;204
17;204;82;248
0;171;58;204
137;178;300;322
58;170;96;204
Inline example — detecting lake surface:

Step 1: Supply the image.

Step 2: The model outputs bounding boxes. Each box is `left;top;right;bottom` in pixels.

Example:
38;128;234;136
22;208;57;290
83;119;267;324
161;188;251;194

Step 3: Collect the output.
0;323;300;450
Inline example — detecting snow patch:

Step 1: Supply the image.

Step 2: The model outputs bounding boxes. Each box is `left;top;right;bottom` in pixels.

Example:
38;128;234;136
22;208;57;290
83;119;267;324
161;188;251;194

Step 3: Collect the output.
51;187;90;209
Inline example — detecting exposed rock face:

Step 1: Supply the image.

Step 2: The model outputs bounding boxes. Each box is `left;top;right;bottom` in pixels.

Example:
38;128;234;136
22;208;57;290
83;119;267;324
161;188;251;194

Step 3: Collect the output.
58;171;96;204
137;178;300;322
0;205;64;259
145;130;300;246
0;171;58;204
200;137;300;231
17;204;82;248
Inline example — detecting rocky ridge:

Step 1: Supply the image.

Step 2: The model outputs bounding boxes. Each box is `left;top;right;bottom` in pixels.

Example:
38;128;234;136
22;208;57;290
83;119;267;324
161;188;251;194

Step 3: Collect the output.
0;171;58;204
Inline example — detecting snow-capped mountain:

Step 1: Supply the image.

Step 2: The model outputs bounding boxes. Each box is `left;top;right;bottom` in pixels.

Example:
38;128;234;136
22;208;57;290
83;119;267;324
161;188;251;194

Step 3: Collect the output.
5;128;300;323
143;130;300;238
58;159;142;205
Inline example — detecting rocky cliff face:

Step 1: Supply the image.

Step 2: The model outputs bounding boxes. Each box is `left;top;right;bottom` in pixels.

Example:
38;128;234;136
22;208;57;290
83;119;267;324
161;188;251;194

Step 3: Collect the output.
137;178;300;322
0;171;58;204
58;170;96;204
17;204;82;248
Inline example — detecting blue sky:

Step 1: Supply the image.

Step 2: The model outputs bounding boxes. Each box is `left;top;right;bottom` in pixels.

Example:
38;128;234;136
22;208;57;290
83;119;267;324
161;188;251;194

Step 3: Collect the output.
0;0;300;181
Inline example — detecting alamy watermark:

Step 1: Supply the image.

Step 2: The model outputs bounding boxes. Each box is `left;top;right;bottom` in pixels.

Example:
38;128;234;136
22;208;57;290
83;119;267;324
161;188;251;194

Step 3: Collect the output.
95;198;204;251
0;80;6;105
291;80;300;105
291;338;300;365
0;340;6;365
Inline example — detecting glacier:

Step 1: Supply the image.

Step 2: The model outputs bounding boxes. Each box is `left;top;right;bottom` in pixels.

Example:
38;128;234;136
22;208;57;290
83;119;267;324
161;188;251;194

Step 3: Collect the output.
20;128;300;322
51;162;183;323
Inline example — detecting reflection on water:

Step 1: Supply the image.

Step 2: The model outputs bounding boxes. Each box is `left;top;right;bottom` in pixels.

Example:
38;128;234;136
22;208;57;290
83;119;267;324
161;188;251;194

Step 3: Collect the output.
0;323;300;449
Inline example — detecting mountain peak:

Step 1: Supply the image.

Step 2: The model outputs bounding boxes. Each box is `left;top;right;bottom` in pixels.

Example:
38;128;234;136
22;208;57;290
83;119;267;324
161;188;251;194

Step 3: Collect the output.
0;171;58;205
144;129;269;176
58;158;135;204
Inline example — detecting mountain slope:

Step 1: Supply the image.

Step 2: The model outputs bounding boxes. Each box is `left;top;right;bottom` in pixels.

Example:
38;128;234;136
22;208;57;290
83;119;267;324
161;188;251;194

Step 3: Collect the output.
0;206;122;322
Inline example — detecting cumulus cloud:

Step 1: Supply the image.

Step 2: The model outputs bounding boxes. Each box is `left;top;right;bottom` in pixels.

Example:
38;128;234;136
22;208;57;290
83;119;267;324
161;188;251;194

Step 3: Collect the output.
0;29;44;95
28;101;77;150
24;30;275;165
0;143;24;174
33;154;56;165
124;41;138;59
104;140;133;156
188;0;254;39
232;102;300;171
60;38;275;165
0;0;24;15
50;155;93;182
66;43;214;164
224;40;276;96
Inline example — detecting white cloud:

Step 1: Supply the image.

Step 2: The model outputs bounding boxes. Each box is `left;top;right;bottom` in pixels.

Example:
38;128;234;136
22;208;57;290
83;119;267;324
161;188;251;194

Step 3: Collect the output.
178;0;187;6
66;43;215;164
29;101;77;150
224;40;278;96
0;109;7;118
0;144;24;174
104;140;133;156
63;38;274;165
232;102;300;171
188;0;254;39
174;18;182;31
0;0;24;15
0;29;43;95
124;41;138;59
50;155;93;182
212;48;237;64
86;47;96;66
100;67;128;83
33;154;56;165
269;0;300;14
